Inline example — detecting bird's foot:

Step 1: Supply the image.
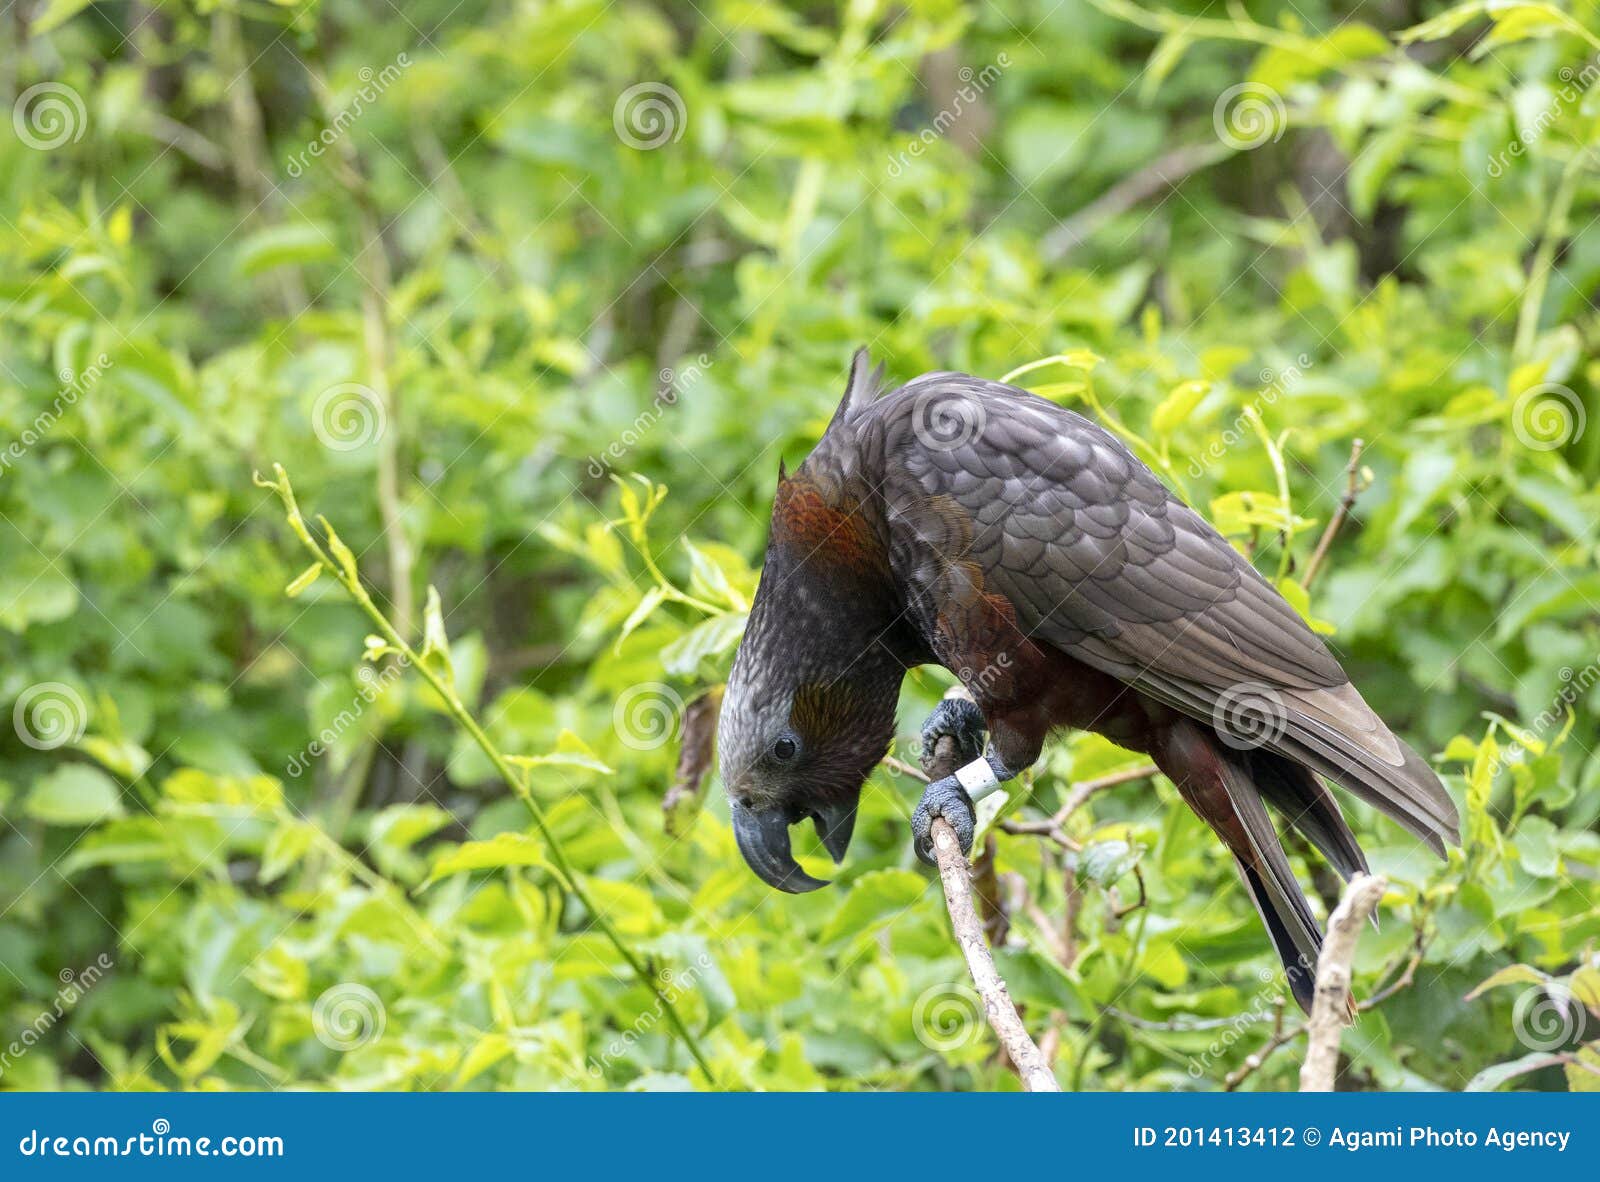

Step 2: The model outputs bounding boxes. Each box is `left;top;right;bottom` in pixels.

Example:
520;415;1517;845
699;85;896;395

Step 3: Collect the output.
919;697;987;767
912;776;975;865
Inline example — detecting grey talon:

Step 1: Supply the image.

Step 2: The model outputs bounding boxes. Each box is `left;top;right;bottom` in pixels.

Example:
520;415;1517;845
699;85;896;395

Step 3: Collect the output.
920;698;987;766
911;774;976;865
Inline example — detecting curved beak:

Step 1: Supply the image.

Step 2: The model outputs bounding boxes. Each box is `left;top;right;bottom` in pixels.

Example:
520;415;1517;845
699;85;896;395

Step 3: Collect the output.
731;797;858;893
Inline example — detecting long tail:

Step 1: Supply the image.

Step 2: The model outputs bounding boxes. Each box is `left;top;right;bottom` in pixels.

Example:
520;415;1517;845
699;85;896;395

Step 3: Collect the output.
1156;719;1359;1017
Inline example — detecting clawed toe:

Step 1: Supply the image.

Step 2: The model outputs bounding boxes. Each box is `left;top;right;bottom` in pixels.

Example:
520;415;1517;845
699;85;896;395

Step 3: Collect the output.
920;698;987;767
912;775;976;865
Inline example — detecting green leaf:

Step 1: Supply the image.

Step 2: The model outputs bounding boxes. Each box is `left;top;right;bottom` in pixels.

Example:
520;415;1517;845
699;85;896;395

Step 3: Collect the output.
24;764;126;826
285;563;323;598
234;224;337;276
1152;380;1209;435
423;833;548;885
420;584;455;682
1465;963;1546;999
32;0;96;36
821;869;927;944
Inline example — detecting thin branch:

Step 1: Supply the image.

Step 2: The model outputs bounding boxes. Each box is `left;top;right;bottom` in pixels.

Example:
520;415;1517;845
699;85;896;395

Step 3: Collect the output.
923;732;1059;1091
253;465;718;1084
1299;872;1387;1092
1303;438;1366;589
999;763;1158;848
1043;141;1234;260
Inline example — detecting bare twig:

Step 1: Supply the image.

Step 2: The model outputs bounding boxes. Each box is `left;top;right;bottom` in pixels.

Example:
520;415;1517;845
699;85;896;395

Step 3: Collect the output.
999;763;1157;849
1043;141;1235;260
1224;922;1423;1091
1299;872;1387;1092
1303;439;1367;589
881;753;930;784
923;732;1059;1091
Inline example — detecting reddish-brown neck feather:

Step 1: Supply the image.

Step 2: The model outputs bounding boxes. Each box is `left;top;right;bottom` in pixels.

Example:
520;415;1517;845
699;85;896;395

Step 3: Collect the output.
771;476;887;582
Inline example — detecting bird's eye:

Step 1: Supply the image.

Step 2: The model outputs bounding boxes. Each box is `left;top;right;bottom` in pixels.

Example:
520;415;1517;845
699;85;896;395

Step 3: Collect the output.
772;736;798;761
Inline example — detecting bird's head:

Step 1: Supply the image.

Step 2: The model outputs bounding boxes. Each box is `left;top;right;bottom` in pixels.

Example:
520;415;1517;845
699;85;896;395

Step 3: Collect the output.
718;633;900;892
718;353;906;890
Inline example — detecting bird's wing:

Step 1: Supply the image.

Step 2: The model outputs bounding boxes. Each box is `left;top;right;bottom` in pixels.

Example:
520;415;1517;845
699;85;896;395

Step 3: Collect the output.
877;374;1458;850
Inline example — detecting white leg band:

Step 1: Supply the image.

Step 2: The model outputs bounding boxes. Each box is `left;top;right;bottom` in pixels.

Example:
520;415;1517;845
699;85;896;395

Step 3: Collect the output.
954;756;1001;802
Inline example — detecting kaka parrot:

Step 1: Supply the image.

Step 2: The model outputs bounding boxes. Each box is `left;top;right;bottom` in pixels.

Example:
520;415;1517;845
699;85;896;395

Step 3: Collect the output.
717;349;1459;1010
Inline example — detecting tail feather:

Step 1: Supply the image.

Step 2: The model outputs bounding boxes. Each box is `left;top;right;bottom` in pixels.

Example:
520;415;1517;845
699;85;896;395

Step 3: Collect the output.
1248;749;1368;882
1214;753;1324;1013
1237;861;1318;1013
1279;684;1459;853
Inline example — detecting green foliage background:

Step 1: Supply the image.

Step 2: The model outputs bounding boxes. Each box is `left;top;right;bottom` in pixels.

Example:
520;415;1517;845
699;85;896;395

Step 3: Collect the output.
1;0;1598;1092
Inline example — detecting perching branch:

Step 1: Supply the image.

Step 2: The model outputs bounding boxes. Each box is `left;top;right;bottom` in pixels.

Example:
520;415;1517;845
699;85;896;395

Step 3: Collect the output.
254;464;718;1085
1299;872;1387;1092
922;732;1060;1092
